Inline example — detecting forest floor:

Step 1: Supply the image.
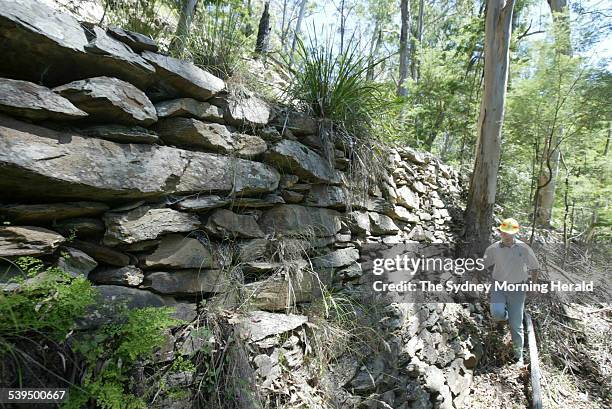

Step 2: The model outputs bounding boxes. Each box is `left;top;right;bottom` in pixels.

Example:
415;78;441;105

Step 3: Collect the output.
462;236;611;409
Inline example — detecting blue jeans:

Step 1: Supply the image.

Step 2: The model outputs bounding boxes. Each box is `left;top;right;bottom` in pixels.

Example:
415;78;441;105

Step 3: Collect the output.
490;283;526;360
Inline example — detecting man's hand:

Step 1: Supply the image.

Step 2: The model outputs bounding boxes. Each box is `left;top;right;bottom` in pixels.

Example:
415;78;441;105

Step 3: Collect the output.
529;269;539;283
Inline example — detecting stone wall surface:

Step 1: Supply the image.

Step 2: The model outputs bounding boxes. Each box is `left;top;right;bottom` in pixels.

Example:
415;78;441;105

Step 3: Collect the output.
0;1;479;408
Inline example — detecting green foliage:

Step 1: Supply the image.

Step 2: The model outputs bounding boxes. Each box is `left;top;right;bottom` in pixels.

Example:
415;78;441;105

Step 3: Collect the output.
101;0;176;41
65;307;182;409
171;0;255;78
284;32;385;138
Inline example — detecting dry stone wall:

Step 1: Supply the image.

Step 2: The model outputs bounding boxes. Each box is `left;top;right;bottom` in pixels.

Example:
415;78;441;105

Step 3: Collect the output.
0;1;482;408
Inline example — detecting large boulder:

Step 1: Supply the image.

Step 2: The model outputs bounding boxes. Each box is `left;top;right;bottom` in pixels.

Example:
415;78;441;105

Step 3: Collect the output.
54;76;157;126
0;201;108;224
258;205;342;237
103;205;201;246
142;51;225;100
154;98;224;123
139;234;215;270
204;209;264;239
266;140;340;184
142;269;228;295
155;118;234;151
0;78;87;121
0;0;154;88
0;226;64;257
0;115;280;200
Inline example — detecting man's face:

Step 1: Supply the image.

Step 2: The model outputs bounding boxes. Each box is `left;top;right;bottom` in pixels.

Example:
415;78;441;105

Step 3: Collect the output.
500;231;515;242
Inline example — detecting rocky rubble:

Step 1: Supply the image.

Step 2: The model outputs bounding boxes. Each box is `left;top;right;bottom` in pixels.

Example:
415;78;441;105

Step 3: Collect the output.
0;1;477;408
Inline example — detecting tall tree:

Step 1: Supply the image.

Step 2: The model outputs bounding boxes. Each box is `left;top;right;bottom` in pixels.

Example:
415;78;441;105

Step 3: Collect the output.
410;0;424;81
397;0;411;96
170;0;198;53
255;1;271;55
290;0;308;61
462;0;516;256
534;0;571;227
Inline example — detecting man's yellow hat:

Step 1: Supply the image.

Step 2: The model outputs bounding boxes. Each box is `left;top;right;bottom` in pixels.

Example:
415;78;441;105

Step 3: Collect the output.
499;218;520;234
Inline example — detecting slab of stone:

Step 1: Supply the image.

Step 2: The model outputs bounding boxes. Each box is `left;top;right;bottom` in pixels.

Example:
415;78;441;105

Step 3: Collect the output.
54;76;157;126
94;284;170;310
54;217;105;239
156;117;233;151
396;186;420;210
155;98;223;122
174;195;230;212
368;212;399;235
244;272;313;311
0;78;87;121
234;310;308;342
306;185;346;209
390;205;419;223
258;205;342;237
143;269;228;295
211;93;270;127
0;0;154;88
280;190;304;204
56;247;97;277
266;139;340;184
346;211;370;234
0;115;280;200
88;265;144;286
312;247;359;269
107;26;158;52
231;194;284;208
276;111;317;136
0;226;64;257
70;240;131;266
237;238;269;262
233;133;268;158
142;51;225;100
103;205;201;246
79;125;160;144
204;209;264;238
139;234;215;270
0;201;108;224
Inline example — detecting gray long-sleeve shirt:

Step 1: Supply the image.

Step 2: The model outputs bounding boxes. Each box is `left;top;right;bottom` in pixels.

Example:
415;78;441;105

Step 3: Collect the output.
483;239;539;283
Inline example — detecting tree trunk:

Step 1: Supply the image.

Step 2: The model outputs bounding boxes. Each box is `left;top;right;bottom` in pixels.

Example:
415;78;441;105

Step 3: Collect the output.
535;0;571;227
170;0;198;53
290;0;308;63
462;0;515;257
366;20;381;80
255;1;271;55
410;0;424;81
397;0;411;96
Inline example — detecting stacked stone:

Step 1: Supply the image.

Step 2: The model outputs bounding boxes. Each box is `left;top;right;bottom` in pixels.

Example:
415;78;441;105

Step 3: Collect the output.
0;1;474;408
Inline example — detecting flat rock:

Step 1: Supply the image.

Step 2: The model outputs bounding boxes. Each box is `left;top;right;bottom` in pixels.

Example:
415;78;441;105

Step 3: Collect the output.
54;76;157;126
346;211;370;234
204;209;264;238
0;115;280;200
79;124;160;144
276;111;317;135
396;186;420;210
155;98;223;122
312;247;359;269
244;271;313;311
0;0;155;88
142;269;228;295
0;226;64;257
57;247;97;277
424;365;446;393
142;51;225;100
155;117;233;151
53;217;105;239
237;239;269;262
0;201;108;224
234;310;308;342
94;284;171;310
306;185;346;209
258;205;342;237
70;240;131;266
390;205;419;223
88;265;144;286
174;195;230;212
231;194;284;208
266;139;340;184
139;234;215;270
233;133;267;158
0;78;87;121
368;212;399;235
211;93;270;127
103;205;201;246
107;26;158;52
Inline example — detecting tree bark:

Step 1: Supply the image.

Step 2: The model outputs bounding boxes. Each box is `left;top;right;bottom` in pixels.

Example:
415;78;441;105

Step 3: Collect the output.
410;0;424;81
397;0;411;96
290;0;308;63
170;0;199;53
255;1;271;55
535;0;571;226
462;0;515;257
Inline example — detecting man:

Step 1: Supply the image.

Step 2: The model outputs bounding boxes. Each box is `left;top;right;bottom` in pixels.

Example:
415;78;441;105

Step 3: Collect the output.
483;218;539;366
